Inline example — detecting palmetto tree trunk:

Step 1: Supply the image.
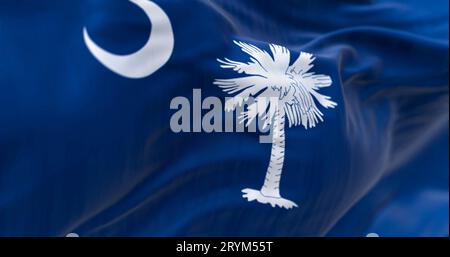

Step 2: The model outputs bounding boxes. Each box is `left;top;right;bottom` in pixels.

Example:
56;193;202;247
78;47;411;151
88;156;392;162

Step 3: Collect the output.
242;106;298;209
260;107;285;198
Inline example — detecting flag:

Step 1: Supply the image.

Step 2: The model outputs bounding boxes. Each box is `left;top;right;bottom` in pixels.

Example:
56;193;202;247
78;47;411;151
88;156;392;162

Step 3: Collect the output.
0;0;448;236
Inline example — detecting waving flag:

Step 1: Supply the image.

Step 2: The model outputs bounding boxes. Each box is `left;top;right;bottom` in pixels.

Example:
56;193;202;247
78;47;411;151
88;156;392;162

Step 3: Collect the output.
0;0;448;236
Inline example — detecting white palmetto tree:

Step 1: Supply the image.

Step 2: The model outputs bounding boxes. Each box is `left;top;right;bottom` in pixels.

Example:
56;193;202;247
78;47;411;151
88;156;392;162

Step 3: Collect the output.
215;41;337;209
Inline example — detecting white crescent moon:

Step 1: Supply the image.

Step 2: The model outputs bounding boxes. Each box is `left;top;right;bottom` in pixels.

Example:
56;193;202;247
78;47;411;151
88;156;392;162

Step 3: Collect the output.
83;0;174;79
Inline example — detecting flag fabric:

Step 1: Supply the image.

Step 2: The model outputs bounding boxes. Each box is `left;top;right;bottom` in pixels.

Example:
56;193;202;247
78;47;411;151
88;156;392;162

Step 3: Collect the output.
0;0;448;236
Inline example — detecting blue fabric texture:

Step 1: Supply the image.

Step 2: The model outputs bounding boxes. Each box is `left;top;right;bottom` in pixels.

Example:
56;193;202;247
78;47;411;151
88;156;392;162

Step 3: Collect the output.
0;0;448;236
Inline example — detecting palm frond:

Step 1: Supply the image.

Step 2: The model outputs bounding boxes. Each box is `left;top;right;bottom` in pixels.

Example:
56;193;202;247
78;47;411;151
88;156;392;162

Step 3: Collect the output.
289;52;315;75
217;58;267;77
214;76;268;112
298;73;337;109
239;90;278;129
233;41;273;69
283;83;325;129
214;76;267;95
268;44;290;74
308;89;338;109
311;74;332;88
301;73;332;90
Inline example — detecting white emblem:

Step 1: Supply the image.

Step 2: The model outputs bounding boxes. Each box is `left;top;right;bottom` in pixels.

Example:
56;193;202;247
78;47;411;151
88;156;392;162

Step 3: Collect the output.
83;0;174;79
215;41;337;209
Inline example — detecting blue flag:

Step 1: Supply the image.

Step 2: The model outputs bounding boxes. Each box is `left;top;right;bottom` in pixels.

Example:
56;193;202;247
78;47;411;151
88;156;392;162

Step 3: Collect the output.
0;0;448;236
